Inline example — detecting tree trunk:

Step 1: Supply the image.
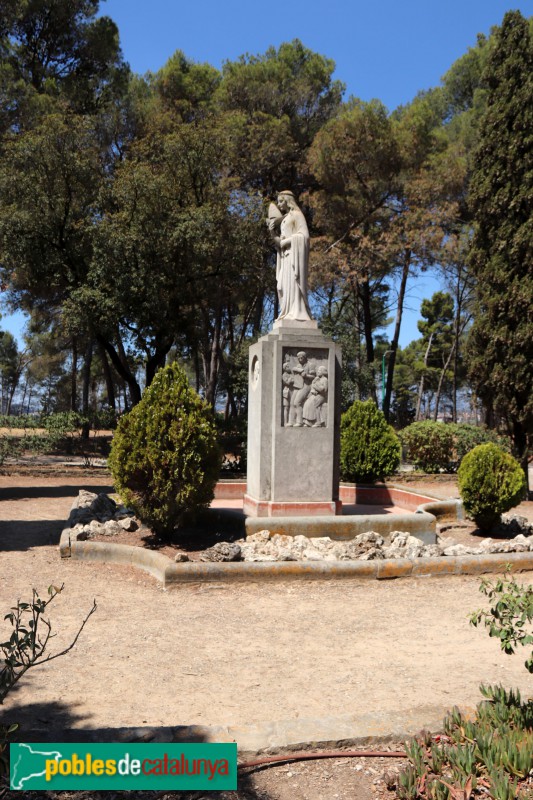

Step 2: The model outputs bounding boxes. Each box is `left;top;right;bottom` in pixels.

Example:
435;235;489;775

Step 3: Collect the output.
383;251;411;421
360;275;377;404
20;381;28;414
415;331;434;421
194;348;201;394
145;341;171;388
6;380;17;415
205;306;222;407
96;333;142;406
81;339;93;439
71;337;78;412
433;343;455;422
452;287;460;423
98;343;116;412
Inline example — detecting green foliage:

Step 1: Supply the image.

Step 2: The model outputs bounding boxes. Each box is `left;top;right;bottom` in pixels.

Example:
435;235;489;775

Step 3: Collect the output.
0;414;41;429
471;574;533;673
0;585;96;780
400;421;455;472
340;399;401;483
109;363;221;536
466;11;533;472
0;722;18;779
0;0;127;122
452;424;509;464
401;421;509;473
458;443;526;530
0;412;113;467
217;416;247;475
1;585;96;706
398;685;533;800
0;436;22;467
397;765;418;800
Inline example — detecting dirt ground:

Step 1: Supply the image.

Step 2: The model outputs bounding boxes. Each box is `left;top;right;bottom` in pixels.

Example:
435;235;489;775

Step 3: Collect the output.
1;467;533;800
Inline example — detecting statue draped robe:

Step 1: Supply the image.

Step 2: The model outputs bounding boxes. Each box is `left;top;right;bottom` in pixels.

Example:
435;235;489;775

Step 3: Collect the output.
276;208;313;322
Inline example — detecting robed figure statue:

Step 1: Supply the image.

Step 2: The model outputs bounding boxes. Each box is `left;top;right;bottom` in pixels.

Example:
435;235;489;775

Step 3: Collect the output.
267;191;313;323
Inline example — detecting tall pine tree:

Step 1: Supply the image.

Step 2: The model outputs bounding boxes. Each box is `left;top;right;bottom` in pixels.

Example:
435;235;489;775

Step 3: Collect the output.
466;10;533;488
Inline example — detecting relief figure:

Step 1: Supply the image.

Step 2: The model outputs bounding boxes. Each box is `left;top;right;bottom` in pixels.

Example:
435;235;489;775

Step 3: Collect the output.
303;366;328;427
288;351;316;427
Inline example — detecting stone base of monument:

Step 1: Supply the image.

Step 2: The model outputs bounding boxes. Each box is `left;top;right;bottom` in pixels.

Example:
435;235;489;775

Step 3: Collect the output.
243;495;343;518
246;324;342;518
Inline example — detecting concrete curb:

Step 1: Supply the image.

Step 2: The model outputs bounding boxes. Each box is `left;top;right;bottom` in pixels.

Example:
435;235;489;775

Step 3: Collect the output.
21;705;470;755
245;511;437;545
417;498;464;521
61;535;533;588
59;491;532;587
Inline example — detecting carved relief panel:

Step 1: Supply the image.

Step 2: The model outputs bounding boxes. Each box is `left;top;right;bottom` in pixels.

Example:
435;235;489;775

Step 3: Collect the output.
281;348;329;428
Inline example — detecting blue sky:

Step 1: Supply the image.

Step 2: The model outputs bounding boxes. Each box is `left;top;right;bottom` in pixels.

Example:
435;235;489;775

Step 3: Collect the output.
3;0;532;346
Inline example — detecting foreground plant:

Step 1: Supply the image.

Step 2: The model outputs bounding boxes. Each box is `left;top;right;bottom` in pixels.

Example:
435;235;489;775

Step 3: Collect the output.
397;572;533;800
0;585;96;781
397;686;533;800
1;584;97;704
470;573;533;673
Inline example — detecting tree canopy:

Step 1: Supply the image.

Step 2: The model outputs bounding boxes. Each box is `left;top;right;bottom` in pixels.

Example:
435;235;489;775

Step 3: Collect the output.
0;0;530;474
466;10;533;482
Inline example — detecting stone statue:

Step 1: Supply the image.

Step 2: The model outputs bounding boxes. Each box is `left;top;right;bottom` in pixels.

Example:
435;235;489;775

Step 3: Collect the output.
267;191;313;323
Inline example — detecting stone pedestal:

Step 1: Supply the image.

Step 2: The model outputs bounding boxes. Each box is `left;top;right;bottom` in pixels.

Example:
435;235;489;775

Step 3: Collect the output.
244;323;342;517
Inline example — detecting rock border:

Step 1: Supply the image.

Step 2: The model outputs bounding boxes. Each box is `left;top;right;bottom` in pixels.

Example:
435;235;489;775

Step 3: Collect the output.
60;493;533;588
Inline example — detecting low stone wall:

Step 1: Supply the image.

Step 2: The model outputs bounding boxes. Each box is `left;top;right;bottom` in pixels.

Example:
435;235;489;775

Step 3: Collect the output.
59;490;533;588
339;484;437;511
245;512;437;545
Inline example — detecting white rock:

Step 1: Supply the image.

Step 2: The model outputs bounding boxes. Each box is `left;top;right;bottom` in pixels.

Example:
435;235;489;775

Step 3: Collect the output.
443;544;482;556
303;549;325;561
353;531;384;547
359;548;384;561
420;545;444;558
247;530;271;544
511;534;533;550
436;536;457;548
118;517;138;532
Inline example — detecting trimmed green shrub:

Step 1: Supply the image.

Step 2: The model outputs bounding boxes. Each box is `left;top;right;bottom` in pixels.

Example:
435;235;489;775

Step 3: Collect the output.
452;423;510;465
400;421;510;473
399;421;455;473
458;443;526;530
340;399;401;483
108;363;221;537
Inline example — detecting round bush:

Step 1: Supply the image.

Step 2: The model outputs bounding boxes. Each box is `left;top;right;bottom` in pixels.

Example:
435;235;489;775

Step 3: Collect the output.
108;363;221;536
452;423;510;466
399;421;455;473
400;421;512;474
457;443;526;531
340;399;401;483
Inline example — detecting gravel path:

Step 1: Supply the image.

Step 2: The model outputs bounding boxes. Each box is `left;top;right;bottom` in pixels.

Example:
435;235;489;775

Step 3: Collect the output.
1;472;533;740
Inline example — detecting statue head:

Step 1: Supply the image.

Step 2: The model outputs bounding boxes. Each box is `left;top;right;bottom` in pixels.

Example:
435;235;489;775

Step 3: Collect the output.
277;190;298;213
